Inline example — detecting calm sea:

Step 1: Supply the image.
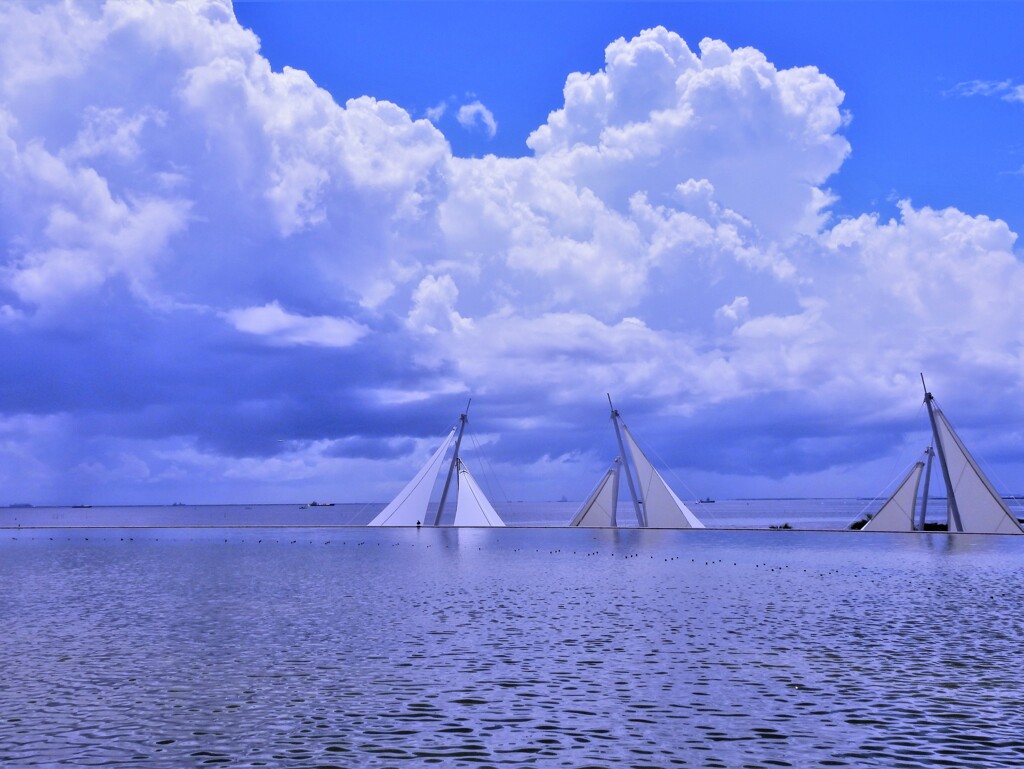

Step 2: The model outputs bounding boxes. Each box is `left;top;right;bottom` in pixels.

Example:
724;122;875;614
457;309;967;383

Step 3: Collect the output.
8;495;1021;529
2;501;1024;767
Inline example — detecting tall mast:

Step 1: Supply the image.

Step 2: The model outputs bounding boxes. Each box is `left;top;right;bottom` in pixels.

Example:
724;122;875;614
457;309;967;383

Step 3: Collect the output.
434;399;471;526
609;458;620;528
608;394;645;527
917;444;934;531
921;374;963;532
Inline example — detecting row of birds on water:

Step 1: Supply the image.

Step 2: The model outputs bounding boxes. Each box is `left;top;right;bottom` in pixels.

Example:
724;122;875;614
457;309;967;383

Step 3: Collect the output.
7;535;837;573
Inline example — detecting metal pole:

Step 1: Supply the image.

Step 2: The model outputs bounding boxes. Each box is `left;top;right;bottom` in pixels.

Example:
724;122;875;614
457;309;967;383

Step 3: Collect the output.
918;444;934;531
609;458;620;528
434;399;470;525
921;374;962;532
608;394;645;527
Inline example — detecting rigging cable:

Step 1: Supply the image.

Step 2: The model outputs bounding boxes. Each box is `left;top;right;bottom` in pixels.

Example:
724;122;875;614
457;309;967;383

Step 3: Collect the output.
468;431;512;506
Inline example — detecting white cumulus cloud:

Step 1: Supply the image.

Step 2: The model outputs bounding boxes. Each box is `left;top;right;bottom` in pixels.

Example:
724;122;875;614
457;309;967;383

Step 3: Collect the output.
425;101;447;122
526;28;850;240
0;3;1021;504
225;302;369;348
456;100;498;138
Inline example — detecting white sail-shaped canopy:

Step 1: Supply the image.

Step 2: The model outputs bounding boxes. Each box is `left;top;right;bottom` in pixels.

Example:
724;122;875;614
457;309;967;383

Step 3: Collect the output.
621;424;704;529
569;459;620;527
861;461;924;532
454;460;506;527
367;428;457;526
932;407;1022;535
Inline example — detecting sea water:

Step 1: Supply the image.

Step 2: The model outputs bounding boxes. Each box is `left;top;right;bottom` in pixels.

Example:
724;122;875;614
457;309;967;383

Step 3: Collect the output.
2;515;1024;768
6;495;1014;529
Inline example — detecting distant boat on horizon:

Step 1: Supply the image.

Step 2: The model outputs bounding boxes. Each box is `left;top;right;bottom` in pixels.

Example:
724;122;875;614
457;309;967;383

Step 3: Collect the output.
854;375;1022;535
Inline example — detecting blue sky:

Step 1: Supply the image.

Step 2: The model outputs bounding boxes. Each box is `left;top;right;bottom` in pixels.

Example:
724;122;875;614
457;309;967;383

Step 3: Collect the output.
0;0;1022;506
237;1;1024;231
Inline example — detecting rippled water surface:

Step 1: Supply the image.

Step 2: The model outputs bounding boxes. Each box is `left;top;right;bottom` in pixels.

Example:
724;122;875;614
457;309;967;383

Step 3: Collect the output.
2;527;1024;767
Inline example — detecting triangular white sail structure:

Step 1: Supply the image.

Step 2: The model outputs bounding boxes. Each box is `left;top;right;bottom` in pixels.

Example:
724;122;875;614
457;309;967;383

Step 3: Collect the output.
587;396;704;529
367;404;505;527
367;428;456;526
454;460;506;527
925;384;1022;534
569;458;620;527
620;423;704;529
860;461;924;532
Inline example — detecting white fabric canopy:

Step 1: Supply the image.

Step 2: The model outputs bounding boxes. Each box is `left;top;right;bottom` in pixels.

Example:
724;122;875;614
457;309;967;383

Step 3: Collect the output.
861;461;923;532
367;428;456;526
454;460;506;527
622;424;704;529
569;459;620;527
933;408;1022;534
